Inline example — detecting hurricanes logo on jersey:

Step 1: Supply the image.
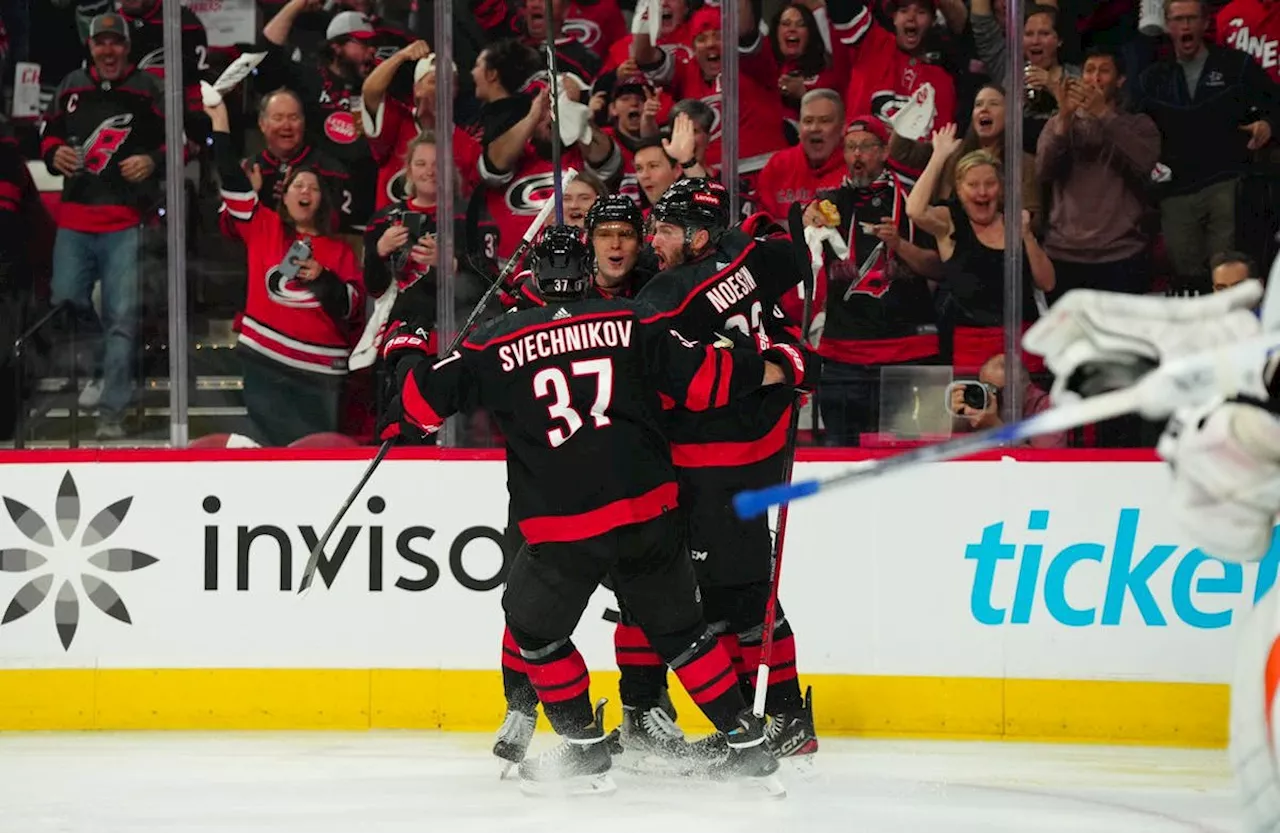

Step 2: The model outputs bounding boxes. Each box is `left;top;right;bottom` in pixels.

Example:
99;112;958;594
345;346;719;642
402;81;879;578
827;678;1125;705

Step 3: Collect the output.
82;113;134;174
561;18;602;49
505;171;558;215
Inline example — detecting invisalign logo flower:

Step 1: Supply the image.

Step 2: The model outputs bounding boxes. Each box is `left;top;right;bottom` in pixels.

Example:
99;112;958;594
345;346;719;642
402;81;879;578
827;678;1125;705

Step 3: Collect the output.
0;471;158;650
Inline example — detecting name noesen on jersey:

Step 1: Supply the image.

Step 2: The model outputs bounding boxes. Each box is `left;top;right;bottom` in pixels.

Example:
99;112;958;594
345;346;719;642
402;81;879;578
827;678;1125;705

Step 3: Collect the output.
498;319;635;371
706;267;760;314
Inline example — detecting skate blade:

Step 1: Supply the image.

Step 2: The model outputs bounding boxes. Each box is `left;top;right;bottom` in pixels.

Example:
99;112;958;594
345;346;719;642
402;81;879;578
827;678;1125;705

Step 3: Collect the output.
750;773;788;799
519;773;617;798
783;753;818;779
499;761;518;780
612;748;699;778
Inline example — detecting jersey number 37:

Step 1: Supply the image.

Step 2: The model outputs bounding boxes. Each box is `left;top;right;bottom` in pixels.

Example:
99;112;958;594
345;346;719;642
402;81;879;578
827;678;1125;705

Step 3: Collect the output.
533;359;615;448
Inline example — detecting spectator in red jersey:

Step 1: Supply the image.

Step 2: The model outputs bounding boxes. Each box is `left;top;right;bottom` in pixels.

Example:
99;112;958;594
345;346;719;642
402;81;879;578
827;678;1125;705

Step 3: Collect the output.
1218;0;1280;82
564;169;608;226
634;3;791;200
241;89;351;231
906;125;1055;373
521;0;603;87
479;84;621;261
361;41;484;210
602;0;695;75
828;0;957;133
756;88;847;220
768;1;848;131
799;114;941;446
1037;48;1161;297
564;0;628;58
208;98;363;447
589;74;660;201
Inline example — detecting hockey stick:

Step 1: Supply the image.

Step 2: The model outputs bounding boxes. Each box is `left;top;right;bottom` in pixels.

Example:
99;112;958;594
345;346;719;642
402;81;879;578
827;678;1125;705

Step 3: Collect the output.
545;20;565;224
733;325;1280;519
297;176;576;594
751;201;816;718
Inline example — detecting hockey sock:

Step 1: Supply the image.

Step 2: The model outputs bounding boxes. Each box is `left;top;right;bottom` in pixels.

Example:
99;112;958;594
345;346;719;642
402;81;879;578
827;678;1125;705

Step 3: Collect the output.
717;630;744;682
614;622;666;710
508;624;594;734
738;615;803;714
501;626;538;714
651;627;746;734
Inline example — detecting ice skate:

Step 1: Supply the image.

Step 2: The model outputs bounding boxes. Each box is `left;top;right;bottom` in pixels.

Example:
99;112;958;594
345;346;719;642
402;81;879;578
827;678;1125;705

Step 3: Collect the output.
764;686;819;762
493;708;537;779
613;701;696;774
695;711;786;797
518;702;616;797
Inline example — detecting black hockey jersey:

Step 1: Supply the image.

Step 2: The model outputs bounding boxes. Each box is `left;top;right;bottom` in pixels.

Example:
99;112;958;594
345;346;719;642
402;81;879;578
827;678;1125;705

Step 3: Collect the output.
255;46;377;230
813;172;939;365
399;298;766;543
247;143;351;226
635;228;804;466
40;64;166;232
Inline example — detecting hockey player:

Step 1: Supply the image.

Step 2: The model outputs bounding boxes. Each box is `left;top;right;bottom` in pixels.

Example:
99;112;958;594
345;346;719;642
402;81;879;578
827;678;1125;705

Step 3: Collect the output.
1018;279;1279;832
380;225;813;795
635;177;821;760
492;197;671;770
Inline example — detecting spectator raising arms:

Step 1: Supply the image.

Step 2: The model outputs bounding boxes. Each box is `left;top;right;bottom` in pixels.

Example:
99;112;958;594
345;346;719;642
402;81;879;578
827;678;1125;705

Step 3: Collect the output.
207;98;364;447
260;2;380;232
906;124;1055;372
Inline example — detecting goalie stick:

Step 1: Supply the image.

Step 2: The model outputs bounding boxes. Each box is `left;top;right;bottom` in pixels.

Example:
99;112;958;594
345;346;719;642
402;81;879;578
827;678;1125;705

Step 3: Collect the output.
297;173;578;594
733;324;1280;519
751;201;816;717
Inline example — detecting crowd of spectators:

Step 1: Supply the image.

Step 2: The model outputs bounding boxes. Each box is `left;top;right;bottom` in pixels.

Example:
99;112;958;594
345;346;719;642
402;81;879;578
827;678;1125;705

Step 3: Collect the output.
0;0;1278;448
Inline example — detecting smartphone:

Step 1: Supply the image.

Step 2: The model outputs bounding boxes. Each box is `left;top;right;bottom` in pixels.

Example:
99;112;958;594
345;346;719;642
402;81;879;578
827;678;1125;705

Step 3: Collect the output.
277;238;313;281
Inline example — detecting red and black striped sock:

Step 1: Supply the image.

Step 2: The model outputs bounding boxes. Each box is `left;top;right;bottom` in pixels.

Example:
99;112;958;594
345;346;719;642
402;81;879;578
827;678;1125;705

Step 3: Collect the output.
652;628;746;734
738;617;803;714
509;626;593;733
501;626;538;713
614;622;667;710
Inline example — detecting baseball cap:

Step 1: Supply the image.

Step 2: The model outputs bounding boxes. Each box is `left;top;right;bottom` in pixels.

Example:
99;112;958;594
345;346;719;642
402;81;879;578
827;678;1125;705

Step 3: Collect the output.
414;54;457;84
88;12;131;42
846;114;889;145
888;0;937;13
613;73;652;98
688;6;720;37
326;10;375;41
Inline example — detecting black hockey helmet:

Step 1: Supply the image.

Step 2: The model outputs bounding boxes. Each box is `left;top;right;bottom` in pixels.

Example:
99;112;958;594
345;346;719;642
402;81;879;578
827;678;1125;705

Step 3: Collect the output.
650;177;731;243
531;225;592;300
585;194;644;238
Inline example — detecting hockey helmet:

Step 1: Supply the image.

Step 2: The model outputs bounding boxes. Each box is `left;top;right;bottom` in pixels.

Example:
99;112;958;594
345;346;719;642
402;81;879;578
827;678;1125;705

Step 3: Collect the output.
585;194;644;238
531;225;592;300
650;178;731;243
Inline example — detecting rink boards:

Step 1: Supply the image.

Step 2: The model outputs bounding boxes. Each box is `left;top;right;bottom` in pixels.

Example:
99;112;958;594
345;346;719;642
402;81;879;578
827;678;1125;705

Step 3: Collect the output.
0;447;1262;746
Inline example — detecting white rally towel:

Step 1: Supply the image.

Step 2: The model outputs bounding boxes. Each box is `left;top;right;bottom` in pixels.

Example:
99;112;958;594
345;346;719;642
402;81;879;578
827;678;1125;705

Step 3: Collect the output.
349;283;400;371
200;51;267;107
890;82;936;142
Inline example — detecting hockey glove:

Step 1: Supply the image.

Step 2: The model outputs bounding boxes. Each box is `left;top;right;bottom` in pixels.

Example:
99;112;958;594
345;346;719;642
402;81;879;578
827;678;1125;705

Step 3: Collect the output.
380;321;437;386
1157;398;1280;563
376;393;435;444
762;342;821;391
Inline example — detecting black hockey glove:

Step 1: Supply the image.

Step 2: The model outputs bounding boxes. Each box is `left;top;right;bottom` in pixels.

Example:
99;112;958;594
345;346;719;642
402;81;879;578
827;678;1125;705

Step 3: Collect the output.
762;342;822;391
379;320;437;386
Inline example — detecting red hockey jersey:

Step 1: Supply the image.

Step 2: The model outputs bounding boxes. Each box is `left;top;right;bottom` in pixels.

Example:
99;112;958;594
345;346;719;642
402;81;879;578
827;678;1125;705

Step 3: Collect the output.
565;0;628;56
755;143;846;221
1218;0;1280;82
832;3;956;132
365;95;482;210
220;185;364;375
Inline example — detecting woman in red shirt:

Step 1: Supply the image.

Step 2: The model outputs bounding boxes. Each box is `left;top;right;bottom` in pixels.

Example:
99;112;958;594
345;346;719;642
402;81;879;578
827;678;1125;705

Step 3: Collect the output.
206;98;364;446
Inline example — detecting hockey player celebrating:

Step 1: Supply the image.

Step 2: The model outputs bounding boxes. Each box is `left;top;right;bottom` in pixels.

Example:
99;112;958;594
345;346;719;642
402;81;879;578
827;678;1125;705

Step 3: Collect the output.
1018;278;1280;832
636;177;821;760
380;225;814;796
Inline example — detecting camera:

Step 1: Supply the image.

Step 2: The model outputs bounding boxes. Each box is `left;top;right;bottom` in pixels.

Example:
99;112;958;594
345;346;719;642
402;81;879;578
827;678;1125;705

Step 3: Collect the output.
945;380;1000;415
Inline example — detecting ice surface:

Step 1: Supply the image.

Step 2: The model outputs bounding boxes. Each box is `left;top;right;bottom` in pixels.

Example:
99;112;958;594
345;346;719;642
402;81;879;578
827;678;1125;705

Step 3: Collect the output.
0;732;1240;833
